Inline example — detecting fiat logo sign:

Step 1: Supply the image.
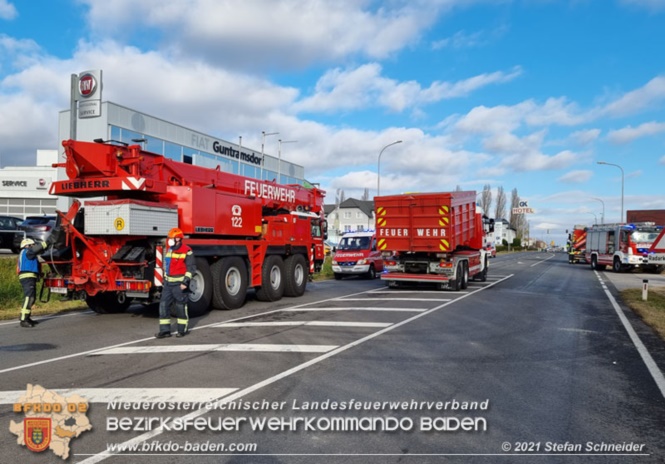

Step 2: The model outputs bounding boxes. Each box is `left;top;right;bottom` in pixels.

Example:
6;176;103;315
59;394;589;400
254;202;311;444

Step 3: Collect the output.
78;73;97;98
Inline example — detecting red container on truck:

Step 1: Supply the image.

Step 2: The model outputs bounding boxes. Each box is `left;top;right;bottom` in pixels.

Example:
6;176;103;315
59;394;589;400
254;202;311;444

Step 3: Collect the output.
375;191;492;290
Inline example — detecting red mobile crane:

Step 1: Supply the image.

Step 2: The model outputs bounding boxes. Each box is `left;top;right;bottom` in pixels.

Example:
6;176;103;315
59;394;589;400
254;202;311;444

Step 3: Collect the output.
43;139;327;316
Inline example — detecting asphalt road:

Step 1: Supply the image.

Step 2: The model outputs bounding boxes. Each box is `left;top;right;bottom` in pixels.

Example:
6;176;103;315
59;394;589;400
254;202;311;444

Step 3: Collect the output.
1;252;664;463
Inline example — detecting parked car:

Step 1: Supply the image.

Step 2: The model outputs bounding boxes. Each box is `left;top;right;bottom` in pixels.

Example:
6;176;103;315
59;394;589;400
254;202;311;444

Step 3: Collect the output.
12;215;57;251
485;244;497;258
0;215;23;253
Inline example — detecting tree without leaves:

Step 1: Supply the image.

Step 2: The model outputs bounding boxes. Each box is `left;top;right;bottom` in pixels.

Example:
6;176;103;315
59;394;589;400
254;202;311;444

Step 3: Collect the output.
335;189;345;206
480;184;492;216
494;186;506;220
509;188;528;239
361;188;370;201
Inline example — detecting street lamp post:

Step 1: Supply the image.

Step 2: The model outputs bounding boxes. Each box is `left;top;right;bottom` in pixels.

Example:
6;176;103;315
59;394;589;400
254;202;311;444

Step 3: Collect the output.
588;212;598;225
590;197;605;224
377;140;403;197
278;139;298;184
260;131;279;180
597;161;624;222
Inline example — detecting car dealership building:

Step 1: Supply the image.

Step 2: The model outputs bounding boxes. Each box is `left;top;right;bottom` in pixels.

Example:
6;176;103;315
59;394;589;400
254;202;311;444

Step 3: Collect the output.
0;84;304;219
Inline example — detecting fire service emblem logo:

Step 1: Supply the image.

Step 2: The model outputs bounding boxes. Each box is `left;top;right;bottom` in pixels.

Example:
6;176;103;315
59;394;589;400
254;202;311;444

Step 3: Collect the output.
24;418;51;453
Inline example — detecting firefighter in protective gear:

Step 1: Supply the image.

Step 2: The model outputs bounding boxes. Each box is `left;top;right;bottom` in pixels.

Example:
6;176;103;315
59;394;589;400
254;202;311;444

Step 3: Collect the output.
155;228;197;338
17;238;48;328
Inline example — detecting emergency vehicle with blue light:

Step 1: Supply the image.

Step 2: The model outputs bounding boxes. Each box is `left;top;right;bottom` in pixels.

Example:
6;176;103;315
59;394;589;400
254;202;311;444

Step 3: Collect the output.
585;222;663;272
331;231;383;280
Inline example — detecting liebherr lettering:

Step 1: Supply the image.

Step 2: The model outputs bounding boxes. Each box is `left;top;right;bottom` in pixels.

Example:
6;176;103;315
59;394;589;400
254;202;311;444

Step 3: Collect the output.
60;180;110;190
244;180;296;204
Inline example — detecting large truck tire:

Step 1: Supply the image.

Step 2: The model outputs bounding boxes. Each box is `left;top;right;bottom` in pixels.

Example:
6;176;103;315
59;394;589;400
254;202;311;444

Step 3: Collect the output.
613;258;625;273
590;255;605;271
187;257;213;317
365;265;377;280
255;255;285;302
211;257;248;310
460;261;469;289
86;291;131;314
450;263;462;291
284;254;308;297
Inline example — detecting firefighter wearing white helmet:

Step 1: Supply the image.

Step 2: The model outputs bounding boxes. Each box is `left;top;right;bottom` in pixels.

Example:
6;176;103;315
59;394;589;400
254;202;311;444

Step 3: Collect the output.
155;227;196;339
16;237;48;328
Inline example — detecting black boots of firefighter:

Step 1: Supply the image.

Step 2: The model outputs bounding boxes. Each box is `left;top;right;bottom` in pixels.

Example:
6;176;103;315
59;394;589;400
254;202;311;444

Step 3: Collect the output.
20;317;37;328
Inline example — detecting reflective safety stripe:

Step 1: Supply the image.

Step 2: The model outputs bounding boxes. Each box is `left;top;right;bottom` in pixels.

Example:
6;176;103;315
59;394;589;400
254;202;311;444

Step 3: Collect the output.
177;318;188;324
164;275;185;282
169;252;188;259
159;319;171;324
18;272;38;279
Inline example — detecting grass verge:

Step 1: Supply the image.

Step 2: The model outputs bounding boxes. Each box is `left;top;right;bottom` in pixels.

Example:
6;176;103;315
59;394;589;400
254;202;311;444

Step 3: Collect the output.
621;287;665;341
1;255;334;322
0;256;87;321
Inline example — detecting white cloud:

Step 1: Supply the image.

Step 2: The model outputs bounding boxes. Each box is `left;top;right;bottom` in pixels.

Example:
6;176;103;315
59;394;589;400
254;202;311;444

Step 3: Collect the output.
607;121;665;144
569;128;601;146
557;170;593;184
0;0;17;20
292;64;522;113
601;75;665;117
79;0;446;69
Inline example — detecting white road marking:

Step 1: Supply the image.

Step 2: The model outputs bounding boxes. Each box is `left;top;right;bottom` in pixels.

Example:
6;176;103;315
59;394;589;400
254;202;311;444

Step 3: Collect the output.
594;270;665;399
94;344;338;355
336;297;451;302
282;307;427;312
0;286;382;374
77;274;515;464
0;388;237;404
530;255;556;267
214;321;392;328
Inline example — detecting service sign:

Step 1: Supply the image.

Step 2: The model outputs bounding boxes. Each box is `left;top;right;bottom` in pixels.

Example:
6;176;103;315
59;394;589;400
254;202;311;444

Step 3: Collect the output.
77;69;102;118
0;177;51;190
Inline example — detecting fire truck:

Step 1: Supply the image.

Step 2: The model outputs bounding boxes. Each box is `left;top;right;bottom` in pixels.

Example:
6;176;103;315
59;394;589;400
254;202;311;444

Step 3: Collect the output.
567;225;587;264
585;222;662;272
374;191;492;290
647;228;665;267
43;139;327;316
331;231;383;280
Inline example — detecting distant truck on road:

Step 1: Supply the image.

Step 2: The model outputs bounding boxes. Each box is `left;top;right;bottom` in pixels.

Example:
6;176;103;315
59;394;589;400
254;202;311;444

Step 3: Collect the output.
567;225;587;264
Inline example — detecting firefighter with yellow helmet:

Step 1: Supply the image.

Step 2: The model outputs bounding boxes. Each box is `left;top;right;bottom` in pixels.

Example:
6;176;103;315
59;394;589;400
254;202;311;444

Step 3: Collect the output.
17;238;48;327
156;227;197;338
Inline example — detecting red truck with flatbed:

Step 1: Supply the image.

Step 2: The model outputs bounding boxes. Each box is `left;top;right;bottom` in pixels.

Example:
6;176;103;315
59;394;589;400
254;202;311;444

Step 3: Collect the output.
374;190;491;290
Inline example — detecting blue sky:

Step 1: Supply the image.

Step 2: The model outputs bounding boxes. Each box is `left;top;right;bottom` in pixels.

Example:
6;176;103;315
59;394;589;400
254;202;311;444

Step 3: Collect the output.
1;0;664;245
